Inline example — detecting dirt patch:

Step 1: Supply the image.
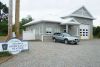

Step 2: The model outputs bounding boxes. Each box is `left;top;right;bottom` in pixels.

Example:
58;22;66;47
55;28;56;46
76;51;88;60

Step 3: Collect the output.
0;56;13;64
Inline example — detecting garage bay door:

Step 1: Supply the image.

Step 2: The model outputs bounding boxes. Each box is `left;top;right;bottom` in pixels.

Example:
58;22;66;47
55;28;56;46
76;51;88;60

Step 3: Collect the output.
23;30;35;40
80;25;90;39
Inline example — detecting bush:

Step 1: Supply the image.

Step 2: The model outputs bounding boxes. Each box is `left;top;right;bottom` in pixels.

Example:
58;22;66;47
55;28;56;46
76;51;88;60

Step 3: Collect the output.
0;51;12;57
0;33;7;36
93;26;100;38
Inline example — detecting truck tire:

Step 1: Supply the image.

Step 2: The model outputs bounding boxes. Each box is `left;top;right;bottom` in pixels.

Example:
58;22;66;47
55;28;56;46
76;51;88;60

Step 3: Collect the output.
64;39;68;44
53;38;56;42
74;42;78;45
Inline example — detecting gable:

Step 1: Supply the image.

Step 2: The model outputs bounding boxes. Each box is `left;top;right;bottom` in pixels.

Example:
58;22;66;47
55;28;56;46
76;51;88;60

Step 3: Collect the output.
71;6;94;19
61;18;80;25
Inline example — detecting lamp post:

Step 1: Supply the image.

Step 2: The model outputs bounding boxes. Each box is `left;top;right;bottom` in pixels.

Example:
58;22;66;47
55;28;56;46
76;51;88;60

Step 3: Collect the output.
15;0;20;39
7;0;13;40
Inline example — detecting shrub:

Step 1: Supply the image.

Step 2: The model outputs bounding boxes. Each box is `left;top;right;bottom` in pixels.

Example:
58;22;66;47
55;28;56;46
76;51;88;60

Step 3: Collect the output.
93;26;100;38
0;51;12;57
0;33;7;36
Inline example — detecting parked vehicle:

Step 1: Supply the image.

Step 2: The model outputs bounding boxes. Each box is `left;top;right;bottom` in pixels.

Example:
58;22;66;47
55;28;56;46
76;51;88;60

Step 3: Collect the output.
52;33;80;44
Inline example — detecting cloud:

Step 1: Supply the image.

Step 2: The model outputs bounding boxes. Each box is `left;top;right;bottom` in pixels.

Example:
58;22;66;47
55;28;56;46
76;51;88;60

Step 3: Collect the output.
93;16;100;26
1;0;100;26
20;0;70;10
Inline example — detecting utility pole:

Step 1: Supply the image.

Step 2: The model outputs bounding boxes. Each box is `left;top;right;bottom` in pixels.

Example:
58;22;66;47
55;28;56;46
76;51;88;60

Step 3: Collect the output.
15;0;20;39
7;0;13;40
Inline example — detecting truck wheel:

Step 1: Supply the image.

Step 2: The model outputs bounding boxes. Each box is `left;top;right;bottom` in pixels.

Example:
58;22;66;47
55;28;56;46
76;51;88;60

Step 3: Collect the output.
64;39;68;44
74;42;78;45
53;38;56;42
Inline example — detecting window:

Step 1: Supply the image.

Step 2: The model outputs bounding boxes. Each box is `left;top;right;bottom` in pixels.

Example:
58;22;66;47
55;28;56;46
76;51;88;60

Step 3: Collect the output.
86;32;88;36
46;27;52;34
86;34;88;36
54;33;60;35
80;33;82;36
63;33;71;37
86;29;88;31
83;29;85;31
64;29;66;32
63;26;66;32
83;33;85;36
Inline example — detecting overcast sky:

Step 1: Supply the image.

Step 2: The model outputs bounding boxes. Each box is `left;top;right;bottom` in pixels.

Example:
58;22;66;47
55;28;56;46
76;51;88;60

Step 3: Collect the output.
1;0;100;26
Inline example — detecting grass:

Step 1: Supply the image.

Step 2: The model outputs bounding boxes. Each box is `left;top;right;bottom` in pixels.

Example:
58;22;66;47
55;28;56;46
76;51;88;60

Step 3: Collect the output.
0;51;13;64
0;34;7;36
0;51;12;57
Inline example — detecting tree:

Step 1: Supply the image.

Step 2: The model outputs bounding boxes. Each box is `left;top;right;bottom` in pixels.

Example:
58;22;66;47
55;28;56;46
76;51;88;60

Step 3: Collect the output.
0;2;8;22
0;1;8;36
93;26;100;38
20;15;33;31
15;0;20;38
7;0;13;40
21;15;33;25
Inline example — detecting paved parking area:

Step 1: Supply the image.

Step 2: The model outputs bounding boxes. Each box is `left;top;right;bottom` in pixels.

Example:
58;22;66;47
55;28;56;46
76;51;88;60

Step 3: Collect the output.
0;39;100;67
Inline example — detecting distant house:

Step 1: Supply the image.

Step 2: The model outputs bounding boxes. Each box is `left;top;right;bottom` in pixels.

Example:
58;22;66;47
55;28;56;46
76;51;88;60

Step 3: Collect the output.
23;6;95;41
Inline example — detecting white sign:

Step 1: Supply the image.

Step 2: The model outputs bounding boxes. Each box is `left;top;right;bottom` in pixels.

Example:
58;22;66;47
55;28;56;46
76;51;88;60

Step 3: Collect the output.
7;39;29;54
0;43;3;52
0;42;7;52
21;42;28;50
7;39;22;54
0;38;28;54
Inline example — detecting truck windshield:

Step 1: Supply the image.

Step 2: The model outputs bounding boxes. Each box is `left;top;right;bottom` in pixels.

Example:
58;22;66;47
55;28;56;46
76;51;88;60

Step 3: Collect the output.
63;33;71;37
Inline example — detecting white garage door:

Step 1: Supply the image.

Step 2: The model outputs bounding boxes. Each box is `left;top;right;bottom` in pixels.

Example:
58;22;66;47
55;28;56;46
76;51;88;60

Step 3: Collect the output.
80;25;90;39
23;30;35;40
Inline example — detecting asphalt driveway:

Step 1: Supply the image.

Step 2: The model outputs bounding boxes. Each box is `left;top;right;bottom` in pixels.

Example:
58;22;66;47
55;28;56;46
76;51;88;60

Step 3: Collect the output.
0;39;100;67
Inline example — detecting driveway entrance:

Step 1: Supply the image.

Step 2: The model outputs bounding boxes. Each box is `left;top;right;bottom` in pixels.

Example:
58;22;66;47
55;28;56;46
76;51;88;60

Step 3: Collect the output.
0;39;100;67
